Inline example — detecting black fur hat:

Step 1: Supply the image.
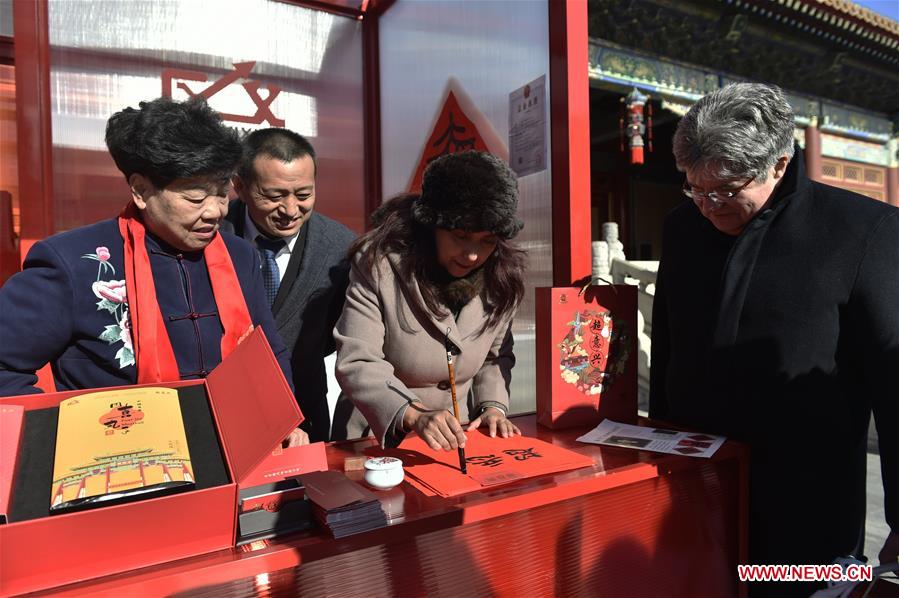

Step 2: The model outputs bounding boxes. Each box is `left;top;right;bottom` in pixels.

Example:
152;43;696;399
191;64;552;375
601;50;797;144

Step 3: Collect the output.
412;151;523;239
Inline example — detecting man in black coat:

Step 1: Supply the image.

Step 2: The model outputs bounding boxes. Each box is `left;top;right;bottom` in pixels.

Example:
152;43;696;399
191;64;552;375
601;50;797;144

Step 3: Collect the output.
224;128;357;442
650;83;897;596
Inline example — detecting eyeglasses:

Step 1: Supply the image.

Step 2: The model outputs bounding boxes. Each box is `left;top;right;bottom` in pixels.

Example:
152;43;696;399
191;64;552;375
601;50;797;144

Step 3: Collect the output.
682;176;755;206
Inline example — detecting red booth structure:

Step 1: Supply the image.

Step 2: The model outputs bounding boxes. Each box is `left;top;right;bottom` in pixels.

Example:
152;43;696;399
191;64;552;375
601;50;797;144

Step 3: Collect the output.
5;418;748;597
1;1;749;595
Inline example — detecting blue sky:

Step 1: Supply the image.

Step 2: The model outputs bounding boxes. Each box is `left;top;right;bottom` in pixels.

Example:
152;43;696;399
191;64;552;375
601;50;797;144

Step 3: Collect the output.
851;0;899;21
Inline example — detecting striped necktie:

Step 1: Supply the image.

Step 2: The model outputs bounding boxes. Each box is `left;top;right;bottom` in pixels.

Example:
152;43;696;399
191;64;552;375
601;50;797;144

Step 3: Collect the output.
256;235;285;307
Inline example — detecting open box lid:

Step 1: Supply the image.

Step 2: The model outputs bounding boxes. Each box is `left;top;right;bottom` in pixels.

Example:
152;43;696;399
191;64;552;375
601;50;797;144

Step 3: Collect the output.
206;326;303;484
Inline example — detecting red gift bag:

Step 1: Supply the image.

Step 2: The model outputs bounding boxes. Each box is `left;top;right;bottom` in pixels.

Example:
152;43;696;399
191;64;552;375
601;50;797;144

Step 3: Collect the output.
536;284;638;429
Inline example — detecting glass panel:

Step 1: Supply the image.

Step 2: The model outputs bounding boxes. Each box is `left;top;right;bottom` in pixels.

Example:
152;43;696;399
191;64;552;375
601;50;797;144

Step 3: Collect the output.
0;64;16;234
47;0;365;233
0;0;12;37
379;0;553;415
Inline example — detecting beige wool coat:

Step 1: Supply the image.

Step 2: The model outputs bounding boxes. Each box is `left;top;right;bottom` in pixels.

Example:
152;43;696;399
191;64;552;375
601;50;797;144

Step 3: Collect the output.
333;252;516;447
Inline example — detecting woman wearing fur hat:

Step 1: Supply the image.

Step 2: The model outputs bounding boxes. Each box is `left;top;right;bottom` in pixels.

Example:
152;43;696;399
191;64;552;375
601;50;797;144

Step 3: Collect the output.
332;151;526;450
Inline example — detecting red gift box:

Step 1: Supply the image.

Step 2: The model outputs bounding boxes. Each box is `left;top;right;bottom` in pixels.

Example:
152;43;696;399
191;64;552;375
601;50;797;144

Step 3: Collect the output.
236;442;328;543
536;285;638;429
0;327;302;596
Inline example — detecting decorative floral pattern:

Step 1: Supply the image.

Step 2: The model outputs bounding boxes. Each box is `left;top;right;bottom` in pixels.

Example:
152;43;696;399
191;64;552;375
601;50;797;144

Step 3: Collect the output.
82;247;134;369
557;309;630;396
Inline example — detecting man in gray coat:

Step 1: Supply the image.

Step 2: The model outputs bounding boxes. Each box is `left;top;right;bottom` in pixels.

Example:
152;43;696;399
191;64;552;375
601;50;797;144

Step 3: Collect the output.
224;128;357;442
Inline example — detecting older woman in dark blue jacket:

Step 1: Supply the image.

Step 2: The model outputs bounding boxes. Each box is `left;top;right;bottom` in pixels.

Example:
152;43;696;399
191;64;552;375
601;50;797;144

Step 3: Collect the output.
0;97;305;444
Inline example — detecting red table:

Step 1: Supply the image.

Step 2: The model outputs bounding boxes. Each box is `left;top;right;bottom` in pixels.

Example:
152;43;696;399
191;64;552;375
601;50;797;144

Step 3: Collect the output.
43;416;748;597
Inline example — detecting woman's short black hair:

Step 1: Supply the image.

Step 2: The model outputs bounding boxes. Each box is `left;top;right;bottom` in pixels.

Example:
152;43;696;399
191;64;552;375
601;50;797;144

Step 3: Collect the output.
105;96;242;189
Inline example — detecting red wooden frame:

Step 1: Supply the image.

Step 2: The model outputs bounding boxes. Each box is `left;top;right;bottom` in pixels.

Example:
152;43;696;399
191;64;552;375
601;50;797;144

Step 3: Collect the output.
12;0;53;254
889;166;899;206
277;0;364;19
804;122;822;183
548;0;592;286
361;5;384;226
10;0;586;274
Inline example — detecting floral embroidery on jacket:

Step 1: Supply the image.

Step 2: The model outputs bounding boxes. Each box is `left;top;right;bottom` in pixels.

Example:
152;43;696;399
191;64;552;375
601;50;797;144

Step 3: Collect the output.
82;247;134;368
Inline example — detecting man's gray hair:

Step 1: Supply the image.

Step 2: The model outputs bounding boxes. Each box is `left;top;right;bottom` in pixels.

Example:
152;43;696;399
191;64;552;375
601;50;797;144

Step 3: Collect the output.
672;83;795;183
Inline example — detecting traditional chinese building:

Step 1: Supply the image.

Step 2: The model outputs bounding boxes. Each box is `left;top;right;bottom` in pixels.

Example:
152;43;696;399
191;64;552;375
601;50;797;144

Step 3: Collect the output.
587;0;899;259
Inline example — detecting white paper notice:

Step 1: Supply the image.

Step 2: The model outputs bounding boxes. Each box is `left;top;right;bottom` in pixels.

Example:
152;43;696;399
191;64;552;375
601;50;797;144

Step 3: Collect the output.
508;75;547;177
577;420;726;458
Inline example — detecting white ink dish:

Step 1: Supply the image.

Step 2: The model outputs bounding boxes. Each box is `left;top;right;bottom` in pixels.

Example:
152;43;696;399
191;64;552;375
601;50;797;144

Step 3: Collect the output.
363;456;405;490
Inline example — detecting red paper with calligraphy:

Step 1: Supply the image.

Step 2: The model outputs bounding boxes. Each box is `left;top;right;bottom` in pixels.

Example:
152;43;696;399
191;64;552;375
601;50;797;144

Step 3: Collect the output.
536;286;638;429
383;430;593;498
407;90;490;193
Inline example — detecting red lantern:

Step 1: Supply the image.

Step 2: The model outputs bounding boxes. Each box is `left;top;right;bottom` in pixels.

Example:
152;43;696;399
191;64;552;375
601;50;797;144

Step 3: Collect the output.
620;88;653;165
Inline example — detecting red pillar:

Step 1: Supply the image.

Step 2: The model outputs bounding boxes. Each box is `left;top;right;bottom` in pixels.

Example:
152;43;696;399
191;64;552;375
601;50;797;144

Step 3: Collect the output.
549;0;592;286
362;1;396;226
13;0;56;393
887;139;898;207
804;118;822;183
13;0;54;257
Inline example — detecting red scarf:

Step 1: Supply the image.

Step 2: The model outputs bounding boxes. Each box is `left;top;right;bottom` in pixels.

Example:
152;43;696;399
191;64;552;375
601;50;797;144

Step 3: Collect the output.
118;204;253;383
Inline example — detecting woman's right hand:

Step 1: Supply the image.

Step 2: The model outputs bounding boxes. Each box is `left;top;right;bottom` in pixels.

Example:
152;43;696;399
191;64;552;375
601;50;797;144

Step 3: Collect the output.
403;405;467;452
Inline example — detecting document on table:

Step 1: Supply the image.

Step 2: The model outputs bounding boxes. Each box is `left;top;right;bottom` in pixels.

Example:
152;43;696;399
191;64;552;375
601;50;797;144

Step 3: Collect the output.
576;420;726;458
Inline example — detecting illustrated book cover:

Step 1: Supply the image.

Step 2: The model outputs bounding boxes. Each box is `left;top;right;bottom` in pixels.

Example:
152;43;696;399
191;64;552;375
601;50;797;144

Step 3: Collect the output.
50;387;194;513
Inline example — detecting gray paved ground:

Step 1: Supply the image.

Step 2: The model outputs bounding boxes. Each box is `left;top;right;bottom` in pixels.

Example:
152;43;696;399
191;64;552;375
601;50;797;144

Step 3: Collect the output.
864;421;897;588
865;452;890;563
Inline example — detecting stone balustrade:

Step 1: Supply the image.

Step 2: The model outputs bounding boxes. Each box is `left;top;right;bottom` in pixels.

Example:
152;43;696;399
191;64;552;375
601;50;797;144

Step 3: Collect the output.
610;258;658;413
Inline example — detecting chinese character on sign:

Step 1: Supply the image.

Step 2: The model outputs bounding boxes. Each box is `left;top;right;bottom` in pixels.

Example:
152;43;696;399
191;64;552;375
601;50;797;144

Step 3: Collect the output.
161;61;285;127
407;89;490;192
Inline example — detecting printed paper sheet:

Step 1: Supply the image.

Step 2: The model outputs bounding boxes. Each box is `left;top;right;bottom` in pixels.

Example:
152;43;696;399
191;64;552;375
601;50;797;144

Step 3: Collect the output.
577;420;725;458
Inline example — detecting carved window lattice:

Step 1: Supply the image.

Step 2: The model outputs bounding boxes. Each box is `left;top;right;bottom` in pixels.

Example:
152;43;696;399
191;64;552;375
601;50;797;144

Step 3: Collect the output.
864;169;883;185
819;157;887;202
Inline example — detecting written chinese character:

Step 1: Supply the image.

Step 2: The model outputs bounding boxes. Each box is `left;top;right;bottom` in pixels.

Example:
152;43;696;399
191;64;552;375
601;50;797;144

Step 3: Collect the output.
99;404;144;432
467;454;504;468
502;448;542;461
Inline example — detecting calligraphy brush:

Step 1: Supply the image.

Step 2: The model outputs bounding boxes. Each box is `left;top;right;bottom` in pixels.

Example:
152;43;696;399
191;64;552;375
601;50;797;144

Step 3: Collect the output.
444;328;467;474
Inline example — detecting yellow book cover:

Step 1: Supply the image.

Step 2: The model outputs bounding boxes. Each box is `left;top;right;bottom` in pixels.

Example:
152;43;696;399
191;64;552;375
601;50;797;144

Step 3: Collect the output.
51;387;194;511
